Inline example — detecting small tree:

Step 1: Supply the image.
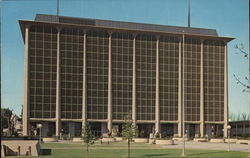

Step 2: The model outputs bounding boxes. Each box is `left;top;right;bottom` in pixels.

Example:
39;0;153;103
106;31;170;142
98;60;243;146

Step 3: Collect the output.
82;122;94;158
121;116;137;158
1;108;13;136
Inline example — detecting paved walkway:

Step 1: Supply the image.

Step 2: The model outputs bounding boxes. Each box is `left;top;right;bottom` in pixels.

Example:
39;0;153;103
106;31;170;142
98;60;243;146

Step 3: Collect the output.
162;141;250;153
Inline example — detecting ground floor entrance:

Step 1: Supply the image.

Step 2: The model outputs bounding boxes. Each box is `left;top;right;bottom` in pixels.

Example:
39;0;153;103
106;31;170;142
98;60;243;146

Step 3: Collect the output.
137;123;154;138
160;123;178;138
28;121;226;138
205;124;223;138
30;121;56;137
112;123;123;137
89;122;107;137
61;122;82;137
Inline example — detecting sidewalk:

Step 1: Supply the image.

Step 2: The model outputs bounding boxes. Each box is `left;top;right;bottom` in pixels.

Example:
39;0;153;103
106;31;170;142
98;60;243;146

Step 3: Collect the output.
162;141;250;153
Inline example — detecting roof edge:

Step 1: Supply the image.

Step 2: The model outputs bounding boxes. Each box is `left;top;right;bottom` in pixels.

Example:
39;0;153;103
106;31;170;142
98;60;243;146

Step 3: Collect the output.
19;20;234;43
35;14;219;36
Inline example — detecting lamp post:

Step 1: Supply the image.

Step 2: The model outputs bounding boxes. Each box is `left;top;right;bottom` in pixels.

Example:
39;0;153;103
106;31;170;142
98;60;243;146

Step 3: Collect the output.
227;125;231;152
37;123;43;144
182;31;186;157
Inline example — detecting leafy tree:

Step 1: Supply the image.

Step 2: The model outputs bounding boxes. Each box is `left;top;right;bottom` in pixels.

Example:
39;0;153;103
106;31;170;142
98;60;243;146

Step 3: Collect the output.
155;132;161;139
82;122;94;158
20;104;23;120
1;108;12;136
121;116;137;158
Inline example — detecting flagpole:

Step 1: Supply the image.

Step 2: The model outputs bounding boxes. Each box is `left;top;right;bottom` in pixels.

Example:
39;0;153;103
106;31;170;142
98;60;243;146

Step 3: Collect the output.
57;0;59;16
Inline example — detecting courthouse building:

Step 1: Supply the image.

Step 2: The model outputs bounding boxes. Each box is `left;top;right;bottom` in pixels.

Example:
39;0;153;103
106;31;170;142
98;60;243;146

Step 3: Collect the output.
19;14;233;138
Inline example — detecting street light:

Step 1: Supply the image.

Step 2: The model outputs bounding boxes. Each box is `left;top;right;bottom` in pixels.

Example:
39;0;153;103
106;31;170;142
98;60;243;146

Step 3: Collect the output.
182;31;186;157
37;123;43;144
227;125;231;152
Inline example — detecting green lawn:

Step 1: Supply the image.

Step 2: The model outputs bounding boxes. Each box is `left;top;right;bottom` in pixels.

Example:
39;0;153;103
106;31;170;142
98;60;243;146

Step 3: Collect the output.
13;141;250;158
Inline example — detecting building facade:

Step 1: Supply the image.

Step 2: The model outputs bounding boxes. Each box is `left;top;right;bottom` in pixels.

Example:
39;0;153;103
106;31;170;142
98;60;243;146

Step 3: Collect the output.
229;121;250;137
19;14;233;138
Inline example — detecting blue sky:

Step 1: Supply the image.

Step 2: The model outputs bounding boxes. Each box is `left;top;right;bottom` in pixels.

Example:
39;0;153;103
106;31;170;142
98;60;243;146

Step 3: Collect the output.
1;0;249;116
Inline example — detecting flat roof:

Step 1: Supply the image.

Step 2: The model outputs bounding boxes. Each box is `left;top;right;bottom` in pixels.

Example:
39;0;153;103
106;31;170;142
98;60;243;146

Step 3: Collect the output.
19;14;234;42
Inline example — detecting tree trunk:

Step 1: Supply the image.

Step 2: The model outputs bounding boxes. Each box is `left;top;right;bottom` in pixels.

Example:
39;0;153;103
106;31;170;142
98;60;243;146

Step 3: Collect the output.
86;143;89;158
128;139;130;158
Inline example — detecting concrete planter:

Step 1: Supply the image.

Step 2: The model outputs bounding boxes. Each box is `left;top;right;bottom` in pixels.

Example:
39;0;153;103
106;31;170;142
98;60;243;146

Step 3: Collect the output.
172;137;188;141
114;137;123;141
133;138;148;143
101;137;116;143
193;138;207;142
155;139;174;145
210;138;224;143
43;137;58;142
236;139;250;145
72;137;83;142
149;139;155;144
224;138;237;143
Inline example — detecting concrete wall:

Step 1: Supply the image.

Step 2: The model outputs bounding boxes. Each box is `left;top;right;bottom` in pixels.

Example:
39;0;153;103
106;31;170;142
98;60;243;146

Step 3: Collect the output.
2;140;40;157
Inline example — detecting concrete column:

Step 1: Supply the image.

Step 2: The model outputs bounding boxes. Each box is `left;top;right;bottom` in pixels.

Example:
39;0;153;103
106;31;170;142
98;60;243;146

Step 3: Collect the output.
56;28;61;137
132;34;137;125
107;32;112;132
23;25;30;136
155;37;160;133
178;37;182;137
200;40;204;137
223;43;228;138
82;31;87;127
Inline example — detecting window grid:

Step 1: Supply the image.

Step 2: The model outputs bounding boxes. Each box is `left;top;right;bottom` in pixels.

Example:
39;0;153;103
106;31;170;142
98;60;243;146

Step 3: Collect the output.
60;28;84;119
29;25;57;118
136;34;156;120
204;40;225;122
159;36;179;121
28;24;225;123
86;30;109;120
184;38;201;121
111;32;133;120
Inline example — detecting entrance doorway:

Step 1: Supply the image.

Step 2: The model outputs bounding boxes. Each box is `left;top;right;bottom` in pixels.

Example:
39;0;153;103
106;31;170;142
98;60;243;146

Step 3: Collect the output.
137;124;154;138
188;124;196;138
112;123;123;136
161;124;174;138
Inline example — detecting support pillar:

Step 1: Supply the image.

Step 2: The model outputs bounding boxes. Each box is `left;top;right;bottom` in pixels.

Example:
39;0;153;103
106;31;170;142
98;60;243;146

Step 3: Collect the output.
107;32;112;132
56;28;61;137
155;37;160;133
82;31;87;128
200;40;204;137
23;25;30;136
223;43;228;138
178;37;182;137
132;34;137;125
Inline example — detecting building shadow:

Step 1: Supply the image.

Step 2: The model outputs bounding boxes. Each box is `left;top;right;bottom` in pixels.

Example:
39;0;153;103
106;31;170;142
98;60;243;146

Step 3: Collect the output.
145;153;168;157
40;149;52;155
188;150;226;157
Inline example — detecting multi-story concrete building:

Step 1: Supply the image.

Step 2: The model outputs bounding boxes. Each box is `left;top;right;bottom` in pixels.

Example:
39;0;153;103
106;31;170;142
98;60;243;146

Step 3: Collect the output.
19;14;233;138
